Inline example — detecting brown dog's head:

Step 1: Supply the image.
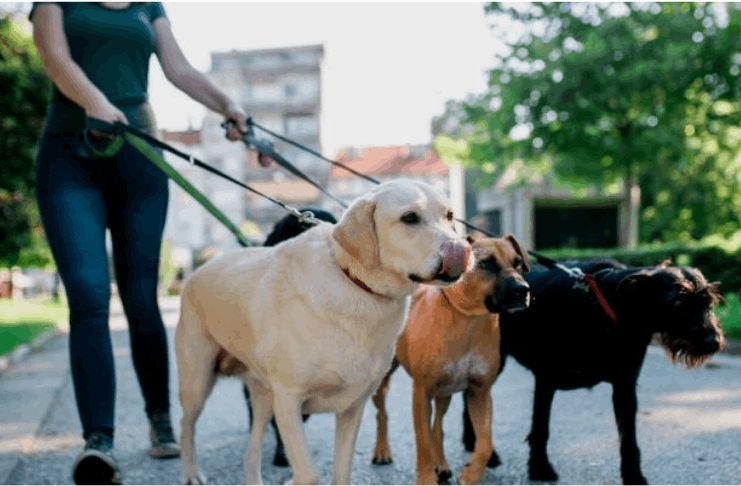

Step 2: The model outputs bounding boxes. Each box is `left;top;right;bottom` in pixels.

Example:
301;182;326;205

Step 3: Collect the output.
617;260;726;368
461;233;531;314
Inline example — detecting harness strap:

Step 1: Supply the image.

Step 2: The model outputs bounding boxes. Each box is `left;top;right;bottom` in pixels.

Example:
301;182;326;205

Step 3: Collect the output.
583;273;619;324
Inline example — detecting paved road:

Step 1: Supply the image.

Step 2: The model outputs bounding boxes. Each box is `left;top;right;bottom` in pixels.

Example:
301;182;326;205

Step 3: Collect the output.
3;298;741;485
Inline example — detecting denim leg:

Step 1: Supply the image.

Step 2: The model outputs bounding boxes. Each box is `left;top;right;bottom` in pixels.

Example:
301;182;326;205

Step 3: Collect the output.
107;141;171;418
34;134;115;438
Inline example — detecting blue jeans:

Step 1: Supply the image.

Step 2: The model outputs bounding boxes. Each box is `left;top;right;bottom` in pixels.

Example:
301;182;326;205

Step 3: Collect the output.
35;131;170;440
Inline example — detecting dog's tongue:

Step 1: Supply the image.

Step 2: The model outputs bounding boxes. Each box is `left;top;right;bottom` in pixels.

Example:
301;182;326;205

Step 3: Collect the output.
440;241;469;278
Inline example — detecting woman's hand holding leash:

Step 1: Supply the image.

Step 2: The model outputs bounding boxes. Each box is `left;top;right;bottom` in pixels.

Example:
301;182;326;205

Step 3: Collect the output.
223;102;248;141
86;98;128;139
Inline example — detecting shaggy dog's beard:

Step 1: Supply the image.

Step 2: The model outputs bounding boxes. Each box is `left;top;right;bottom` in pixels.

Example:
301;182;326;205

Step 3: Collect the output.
660;332;726;368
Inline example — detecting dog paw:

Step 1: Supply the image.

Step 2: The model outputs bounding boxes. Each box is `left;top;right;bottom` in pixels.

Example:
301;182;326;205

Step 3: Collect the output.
528;460;558;482
183;472;207;485
622;472;648;485
273;452;290;468
457;465;483;485
371;445;393;465
436;468;453;484
487;450;501;468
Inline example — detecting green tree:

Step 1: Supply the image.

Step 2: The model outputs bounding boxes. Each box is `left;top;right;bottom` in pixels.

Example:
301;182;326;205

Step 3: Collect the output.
0;12;53;267
438;2;741;243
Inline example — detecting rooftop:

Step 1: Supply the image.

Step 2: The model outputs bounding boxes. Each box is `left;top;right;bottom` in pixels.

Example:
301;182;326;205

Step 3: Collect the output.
330;145;449;179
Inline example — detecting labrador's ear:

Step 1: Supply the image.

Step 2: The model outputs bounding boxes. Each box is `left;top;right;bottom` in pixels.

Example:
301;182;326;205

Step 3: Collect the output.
332;199;380;269
504;234;530;273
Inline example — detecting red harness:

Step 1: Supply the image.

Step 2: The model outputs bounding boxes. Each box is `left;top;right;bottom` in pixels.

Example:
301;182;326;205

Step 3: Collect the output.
583;273;619;324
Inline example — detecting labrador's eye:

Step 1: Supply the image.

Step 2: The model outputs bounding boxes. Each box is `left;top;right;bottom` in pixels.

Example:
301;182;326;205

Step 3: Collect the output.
401;212;421;225
446;210;454;221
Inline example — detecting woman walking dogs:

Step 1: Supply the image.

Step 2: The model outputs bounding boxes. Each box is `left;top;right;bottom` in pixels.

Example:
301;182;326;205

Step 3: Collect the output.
30;3;248;484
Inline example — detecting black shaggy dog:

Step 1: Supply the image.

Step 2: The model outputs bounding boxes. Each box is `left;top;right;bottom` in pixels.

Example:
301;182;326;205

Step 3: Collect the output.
242;208;337;467
462;258;726;485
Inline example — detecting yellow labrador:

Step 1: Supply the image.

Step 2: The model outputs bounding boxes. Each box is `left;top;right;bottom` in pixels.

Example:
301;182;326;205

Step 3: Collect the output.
175;179;472;485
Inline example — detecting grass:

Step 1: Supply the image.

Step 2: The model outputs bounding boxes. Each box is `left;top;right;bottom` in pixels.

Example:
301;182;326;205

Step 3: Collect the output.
0;297;68;356
716;293;741;340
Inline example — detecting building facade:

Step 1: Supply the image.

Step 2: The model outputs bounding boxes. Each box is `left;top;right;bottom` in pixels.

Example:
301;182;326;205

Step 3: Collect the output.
199;44;327;241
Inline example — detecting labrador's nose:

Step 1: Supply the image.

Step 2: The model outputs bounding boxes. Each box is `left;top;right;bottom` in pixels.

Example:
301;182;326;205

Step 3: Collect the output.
439;241;470;279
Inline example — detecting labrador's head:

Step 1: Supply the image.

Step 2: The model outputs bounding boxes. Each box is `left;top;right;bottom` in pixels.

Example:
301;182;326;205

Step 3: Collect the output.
332;180;470;286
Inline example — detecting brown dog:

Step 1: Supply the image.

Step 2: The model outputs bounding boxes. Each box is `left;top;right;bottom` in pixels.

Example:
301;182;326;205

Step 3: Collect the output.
371;234;531;485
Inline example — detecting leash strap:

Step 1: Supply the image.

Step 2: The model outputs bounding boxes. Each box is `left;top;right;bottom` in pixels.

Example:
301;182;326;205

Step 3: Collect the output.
122;133;255;248
82;117;587;278
233;120;348;208
583;273;619;324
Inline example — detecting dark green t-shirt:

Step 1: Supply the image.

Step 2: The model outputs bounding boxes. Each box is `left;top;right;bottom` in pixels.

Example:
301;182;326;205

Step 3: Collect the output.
30;2;167;134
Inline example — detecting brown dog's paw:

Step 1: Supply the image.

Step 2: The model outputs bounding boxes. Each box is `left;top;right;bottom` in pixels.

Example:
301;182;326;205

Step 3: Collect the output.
458;462;485;485
371;444;393;465
436;468;453;484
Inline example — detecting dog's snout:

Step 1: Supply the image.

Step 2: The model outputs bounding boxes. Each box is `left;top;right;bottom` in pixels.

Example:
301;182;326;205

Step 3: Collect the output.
512;282;530;298
439;241;469;279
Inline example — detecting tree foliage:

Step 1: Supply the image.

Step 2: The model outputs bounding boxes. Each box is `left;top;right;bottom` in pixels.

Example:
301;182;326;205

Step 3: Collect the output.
436;2;741;243
0;13;52;267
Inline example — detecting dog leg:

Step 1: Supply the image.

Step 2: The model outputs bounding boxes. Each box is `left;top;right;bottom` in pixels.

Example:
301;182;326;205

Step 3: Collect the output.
371;370;394;465
412;384;437;485
332;404;365;485
272;390;319;485
432;395;452;484
243;385;254;431
243;379;273;485
462;390;476;452
458;386;493;485
176;324;220;485
612;380;647;485
462;391;501;468
527;379;558;482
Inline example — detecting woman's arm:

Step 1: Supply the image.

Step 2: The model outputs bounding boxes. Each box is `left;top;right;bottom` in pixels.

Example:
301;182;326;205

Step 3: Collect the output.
31;3;128;125
152;17;247;140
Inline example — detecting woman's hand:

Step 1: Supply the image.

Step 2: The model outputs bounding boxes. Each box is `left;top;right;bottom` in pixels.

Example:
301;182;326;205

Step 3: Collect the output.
223;103;248;141
85;98;129;137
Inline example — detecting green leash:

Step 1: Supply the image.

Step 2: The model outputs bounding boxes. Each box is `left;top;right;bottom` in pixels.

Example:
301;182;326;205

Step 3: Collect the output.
124;133;255;247
84;128;254;248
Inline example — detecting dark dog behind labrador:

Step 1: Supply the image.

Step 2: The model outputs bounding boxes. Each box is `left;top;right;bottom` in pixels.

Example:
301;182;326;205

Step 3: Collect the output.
242;208;337;467
462;258;726;485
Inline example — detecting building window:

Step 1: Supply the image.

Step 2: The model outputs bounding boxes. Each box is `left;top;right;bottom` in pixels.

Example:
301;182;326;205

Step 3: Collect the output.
252;55;280;69
286;115;318;136
251;83;284;102
214;59;236;70
292;53;315;65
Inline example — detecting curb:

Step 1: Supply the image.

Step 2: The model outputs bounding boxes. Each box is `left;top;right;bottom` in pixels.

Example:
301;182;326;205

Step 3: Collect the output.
0;325;65;374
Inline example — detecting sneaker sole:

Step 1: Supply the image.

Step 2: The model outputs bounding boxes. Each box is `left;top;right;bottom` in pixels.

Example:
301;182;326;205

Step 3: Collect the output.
72;450;122;485
148;445;181;459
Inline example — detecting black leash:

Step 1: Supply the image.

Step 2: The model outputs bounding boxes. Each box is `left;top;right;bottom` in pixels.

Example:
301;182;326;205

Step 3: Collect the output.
85;116;574;276
242;119;576;275
84;118;326;237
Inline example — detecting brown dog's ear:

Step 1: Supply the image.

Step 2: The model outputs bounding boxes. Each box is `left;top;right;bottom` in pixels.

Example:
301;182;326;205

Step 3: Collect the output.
332;199;380;269
504;234;530;272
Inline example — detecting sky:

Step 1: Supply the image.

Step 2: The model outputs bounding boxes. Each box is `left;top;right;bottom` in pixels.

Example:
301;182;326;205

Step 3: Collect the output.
14;1;506;158
151;2;504;157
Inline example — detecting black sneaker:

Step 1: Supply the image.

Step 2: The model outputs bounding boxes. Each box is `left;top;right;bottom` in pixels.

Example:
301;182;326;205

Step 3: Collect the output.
72;431;122;485
148;411;180;459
